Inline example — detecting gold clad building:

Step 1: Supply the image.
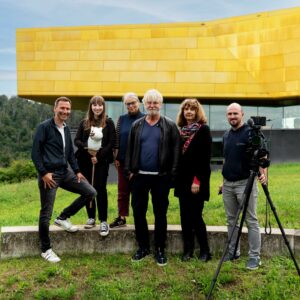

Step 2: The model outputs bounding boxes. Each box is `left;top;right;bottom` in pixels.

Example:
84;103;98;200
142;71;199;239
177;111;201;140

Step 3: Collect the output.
16;7;300;139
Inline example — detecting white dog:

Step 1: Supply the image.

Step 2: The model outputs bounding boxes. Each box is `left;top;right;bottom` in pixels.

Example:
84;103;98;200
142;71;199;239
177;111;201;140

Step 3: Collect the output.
87;126;103;151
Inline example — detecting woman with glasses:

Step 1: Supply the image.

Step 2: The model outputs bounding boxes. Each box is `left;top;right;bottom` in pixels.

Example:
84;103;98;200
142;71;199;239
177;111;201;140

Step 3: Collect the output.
110;92;144;228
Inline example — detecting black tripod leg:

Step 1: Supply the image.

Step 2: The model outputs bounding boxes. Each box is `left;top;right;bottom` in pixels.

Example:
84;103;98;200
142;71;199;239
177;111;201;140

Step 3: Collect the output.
233;172;257;257
261;184;300;276
206;172;256;300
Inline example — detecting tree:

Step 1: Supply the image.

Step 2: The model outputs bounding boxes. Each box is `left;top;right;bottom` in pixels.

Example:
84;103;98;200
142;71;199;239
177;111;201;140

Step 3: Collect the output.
0;96;85;167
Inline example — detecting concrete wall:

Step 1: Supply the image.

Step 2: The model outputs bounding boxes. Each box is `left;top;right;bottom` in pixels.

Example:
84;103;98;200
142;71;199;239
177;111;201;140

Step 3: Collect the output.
1;225;299;259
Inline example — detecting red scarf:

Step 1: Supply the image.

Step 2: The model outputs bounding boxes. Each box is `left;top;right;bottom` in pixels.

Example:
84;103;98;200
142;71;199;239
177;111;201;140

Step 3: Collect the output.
180;122;201;154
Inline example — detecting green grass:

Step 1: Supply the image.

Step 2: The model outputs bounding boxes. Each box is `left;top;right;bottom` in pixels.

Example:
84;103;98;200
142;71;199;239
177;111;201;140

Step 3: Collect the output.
0;163;300;299
0;254;299;299
0;162;299;229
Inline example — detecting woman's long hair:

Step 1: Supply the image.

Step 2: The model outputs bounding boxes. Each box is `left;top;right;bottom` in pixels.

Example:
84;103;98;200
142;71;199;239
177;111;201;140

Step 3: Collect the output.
84;95;106;129
176;98;207;127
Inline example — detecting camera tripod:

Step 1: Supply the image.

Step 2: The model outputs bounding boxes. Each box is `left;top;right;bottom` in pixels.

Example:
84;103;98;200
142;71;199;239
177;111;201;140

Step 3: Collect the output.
206;169;300;300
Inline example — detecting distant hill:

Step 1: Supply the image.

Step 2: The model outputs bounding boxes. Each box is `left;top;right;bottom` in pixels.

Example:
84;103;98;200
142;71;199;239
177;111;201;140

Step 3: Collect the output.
0;95;84;167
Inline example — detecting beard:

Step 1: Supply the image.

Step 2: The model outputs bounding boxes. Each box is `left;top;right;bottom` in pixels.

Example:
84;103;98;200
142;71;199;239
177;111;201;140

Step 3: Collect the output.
230;119;242;129
146;108;160;117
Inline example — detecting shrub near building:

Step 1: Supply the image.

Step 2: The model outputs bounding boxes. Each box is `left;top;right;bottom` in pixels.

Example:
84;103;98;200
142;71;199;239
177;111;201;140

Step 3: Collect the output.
0;160;36;183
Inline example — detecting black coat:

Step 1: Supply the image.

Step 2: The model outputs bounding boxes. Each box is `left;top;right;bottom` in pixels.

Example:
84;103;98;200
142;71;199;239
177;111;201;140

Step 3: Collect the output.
74;118;116;177
31;118;79;176
174;124;212;201
124;116;181;178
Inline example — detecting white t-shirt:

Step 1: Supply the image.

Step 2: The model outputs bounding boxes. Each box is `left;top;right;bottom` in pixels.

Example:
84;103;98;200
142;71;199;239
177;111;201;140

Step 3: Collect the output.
56;124;66;150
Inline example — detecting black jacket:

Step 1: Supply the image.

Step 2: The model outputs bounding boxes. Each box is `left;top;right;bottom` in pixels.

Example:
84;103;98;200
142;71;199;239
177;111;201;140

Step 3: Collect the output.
174;124;212;201
74;117;116;166
124;116;180;178
31;118;79;176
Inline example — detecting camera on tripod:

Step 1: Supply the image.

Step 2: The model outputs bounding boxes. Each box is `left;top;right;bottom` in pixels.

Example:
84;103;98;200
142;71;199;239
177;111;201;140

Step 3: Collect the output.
207;116;300;300
247;116;270;169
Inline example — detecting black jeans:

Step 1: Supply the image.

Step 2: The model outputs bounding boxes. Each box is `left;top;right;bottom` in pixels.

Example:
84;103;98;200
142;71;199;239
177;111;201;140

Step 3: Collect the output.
131;174;170;251
84;161;109;222
179;196;210;254
38;168;97;252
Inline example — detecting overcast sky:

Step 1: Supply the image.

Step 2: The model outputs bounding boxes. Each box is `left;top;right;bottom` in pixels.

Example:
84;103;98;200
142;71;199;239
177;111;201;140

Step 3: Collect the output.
1;0;300;96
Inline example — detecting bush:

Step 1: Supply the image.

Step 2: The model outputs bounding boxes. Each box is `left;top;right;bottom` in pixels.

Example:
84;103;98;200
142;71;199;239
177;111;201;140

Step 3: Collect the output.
0;160;37;183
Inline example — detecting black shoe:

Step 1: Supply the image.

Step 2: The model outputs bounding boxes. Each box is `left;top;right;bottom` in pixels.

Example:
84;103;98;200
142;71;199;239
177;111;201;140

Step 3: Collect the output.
156;250;167;266
110;216;126;228
199;252;212;262
131;248;150;262
181;251;194;262
223;253;240;262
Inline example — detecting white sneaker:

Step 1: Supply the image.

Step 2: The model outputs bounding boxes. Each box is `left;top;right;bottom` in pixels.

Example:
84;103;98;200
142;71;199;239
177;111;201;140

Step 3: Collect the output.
84;218;96;229
99;221;109;237
41;249;61;263
54;218;78;232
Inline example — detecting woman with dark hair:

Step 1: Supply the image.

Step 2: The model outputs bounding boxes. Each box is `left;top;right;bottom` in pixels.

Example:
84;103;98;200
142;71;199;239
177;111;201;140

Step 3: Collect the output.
74;95;116;236
175;98;212;262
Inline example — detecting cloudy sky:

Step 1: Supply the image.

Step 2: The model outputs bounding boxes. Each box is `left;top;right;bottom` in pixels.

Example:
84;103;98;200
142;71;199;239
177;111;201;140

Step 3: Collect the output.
1;0;300;96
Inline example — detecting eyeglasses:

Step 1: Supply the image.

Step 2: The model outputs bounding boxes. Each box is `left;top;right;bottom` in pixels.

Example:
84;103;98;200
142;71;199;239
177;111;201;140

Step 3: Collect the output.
125;101;137;106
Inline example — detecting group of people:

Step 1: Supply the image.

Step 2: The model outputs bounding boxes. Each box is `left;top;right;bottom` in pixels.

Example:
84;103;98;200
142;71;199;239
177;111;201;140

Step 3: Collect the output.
31;90;267;270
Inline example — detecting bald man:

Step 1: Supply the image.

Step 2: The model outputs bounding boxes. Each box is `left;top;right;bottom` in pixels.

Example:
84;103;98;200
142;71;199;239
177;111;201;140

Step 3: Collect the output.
221;103;267;270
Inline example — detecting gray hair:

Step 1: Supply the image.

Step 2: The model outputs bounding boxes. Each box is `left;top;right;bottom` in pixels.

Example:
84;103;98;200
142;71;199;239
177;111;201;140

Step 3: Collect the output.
142;89;163;105
123;92;139;103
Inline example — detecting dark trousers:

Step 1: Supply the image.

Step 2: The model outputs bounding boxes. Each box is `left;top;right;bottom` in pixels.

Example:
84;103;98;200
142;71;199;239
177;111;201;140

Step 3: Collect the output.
84;162;109;222
131;174;170;251
117;161;130;217
179;196;210;254
38;169;96;252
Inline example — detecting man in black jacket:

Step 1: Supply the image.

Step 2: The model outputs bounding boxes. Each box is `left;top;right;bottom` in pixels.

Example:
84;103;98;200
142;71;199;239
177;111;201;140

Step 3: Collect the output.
125;89;180;266
32;96;96;263
221;102;267;270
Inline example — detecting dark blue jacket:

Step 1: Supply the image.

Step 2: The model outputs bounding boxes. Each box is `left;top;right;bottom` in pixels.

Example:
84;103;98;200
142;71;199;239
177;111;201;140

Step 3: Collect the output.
31;118;79;176
116;111;144;162
222;123;251;181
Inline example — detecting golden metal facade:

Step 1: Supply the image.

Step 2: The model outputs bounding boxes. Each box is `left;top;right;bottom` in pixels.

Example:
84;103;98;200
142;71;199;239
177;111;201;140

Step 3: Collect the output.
16;7;300;107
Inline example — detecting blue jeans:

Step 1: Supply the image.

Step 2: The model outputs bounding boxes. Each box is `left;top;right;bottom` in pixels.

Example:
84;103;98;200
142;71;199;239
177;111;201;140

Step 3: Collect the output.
38;169;96;252
223;178;261;259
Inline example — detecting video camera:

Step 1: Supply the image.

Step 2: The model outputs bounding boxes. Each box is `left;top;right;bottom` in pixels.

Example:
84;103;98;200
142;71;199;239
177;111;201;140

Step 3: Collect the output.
247;116;270;169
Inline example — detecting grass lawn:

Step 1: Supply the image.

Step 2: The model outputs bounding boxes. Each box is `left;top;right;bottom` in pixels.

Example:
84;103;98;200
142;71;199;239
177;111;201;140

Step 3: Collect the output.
0;162;299;229
0;254;299;299
0;163;299;299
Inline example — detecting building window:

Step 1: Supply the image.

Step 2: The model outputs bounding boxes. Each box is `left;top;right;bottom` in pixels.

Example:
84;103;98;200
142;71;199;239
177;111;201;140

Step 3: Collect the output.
282;106;300;129
105;100;300;130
